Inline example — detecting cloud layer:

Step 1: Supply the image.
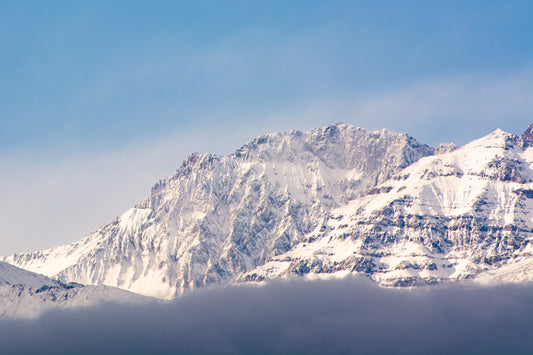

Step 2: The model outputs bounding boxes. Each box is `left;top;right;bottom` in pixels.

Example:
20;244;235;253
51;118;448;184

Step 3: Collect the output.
2;278;533;354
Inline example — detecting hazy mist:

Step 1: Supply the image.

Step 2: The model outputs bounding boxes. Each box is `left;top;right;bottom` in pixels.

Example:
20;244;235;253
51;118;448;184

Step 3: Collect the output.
2;278;533;354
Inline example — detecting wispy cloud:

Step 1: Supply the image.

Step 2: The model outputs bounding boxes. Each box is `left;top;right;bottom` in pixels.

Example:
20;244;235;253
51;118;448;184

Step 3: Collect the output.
1;67;532;255
260;66;533;146
347;67;533;144
2;278;533;354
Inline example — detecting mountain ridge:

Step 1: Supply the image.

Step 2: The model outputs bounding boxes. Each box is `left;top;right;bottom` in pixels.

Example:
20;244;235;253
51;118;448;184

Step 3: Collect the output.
3;123;533;298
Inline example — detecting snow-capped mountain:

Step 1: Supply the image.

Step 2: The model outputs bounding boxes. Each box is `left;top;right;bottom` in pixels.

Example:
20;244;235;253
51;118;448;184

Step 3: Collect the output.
243;128;533;286
0;261;143;318
2;124;434;299
3;123;533;299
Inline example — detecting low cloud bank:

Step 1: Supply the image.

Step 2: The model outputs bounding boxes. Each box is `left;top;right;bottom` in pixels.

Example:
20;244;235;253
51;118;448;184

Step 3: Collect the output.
2;278;533;354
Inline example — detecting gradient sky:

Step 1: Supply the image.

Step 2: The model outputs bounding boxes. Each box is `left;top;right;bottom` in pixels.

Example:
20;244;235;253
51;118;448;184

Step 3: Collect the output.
1;1;532;255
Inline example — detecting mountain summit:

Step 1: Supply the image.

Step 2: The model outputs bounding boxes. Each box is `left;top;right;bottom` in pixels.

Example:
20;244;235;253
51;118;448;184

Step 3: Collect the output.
3;123;533;298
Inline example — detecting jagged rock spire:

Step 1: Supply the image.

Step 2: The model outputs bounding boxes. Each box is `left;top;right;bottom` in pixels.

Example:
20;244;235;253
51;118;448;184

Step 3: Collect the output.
522;123;533;147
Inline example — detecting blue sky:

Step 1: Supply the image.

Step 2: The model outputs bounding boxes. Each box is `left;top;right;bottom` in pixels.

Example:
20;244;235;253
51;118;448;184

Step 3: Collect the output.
1;1;532;254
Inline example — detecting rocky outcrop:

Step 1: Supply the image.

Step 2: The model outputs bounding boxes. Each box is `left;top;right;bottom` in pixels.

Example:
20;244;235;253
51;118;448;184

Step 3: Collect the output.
521;123;533;147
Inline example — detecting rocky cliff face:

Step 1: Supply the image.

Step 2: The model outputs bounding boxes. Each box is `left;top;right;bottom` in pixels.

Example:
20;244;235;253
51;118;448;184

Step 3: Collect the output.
2;124;434;299
244;128;533;287
522;123;533;147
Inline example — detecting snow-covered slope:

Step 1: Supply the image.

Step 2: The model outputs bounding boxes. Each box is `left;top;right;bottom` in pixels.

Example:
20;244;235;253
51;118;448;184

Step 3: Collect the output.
2;124;433;299
243;128;533;286
0;260;59;289
0;261;144;318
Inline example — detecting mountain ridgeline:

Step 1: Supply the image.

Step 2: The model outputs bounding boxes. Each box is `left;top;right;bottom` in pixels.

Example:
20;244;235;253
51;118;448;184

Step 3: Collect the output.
4;123;533;299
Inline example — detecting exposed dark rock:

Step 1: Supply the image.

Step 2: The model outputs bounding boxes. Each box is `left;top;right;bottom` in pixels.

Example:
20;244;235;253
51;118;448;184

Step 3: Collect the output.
521;123;533;147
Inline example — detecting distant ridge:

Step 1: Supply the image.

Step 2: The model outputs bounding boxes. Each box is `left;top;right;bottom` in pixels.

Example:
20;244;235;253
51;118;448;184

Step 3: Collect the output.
0;261;145;318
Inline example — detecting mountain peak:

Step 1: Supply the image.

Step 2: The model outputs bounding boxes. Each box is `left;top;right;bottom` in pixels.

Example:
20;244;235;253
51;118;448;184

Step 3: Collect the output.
3;123;436;298
463;128;522;151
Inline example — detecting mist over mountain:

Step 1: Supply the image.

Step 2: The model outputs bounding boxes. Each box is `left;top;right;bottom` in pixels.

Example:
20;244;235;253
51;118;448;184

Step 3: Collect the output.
2;278;533;355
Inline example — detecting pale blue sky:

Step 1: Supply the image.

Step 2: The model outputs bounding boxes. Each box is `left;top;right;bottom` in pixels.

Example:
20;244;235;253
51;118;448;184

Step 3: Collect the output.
1;1;532;254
